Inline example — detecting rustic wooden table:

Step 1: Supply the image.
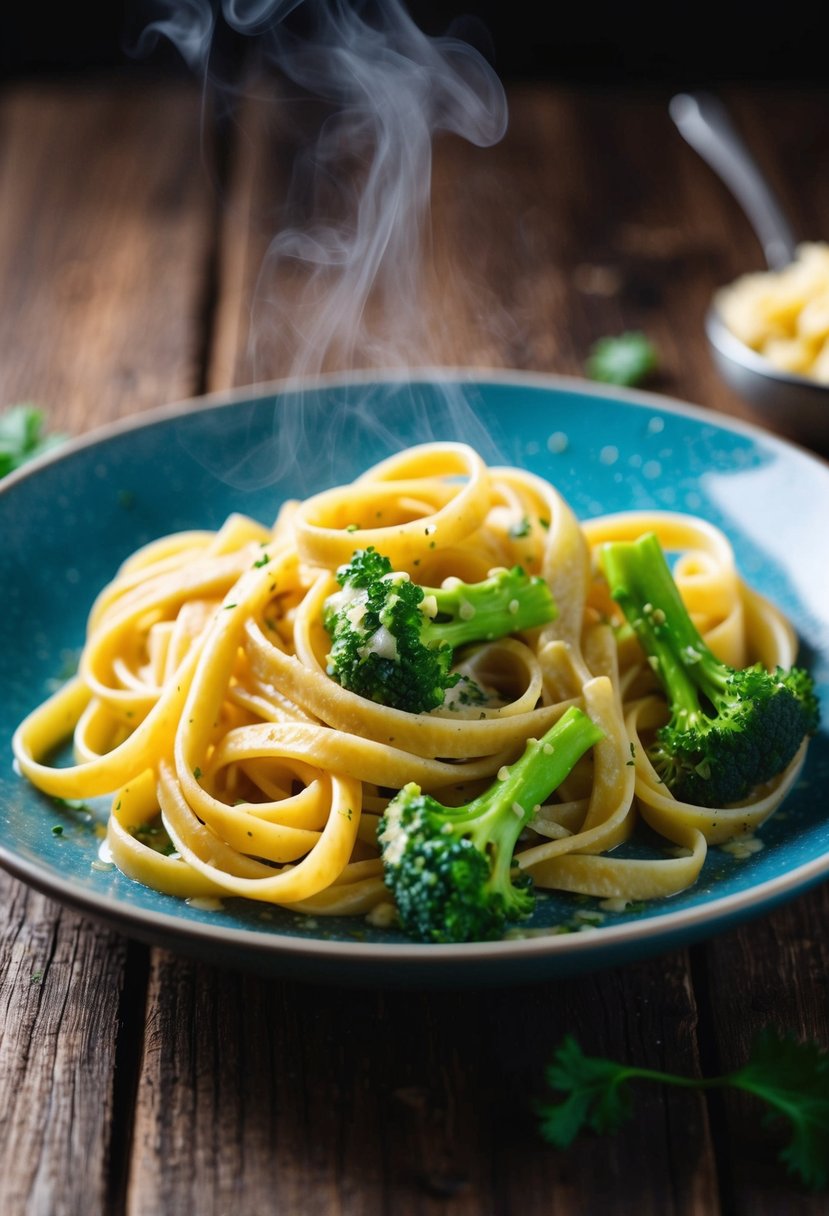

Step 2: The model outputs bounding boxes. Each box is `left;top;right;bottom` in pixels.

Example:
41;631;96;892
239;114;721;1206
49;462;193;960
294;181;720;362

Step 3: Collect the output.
0;64;827;1215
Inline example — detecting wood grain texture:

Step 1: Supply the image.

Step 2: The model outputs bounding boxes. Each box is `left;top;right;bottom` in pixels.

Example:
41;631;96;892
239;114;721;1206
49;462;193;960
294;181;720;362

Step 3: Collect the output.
205;86;287;393
695;884;829;1213
0;877;131;1216
0;76;215;432
127;951;718;1216
0;74;213;1216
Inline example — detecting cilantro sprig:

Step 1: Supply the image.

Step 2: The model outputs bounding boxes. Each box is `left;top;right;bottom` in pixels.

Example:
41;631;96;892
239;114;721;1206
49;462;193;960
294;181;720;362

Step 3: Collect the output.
538;1030;829;1190
585;331;659;387
0;405;65;477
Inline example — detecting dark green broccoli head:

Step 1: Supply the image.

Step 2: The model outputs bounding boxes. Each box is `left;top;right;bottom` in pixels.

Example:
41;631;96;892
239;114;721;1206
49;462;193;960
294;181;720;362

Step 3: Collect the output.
323;546;557;714
599;533;821;809
652;662;820;807
379;788;534;944
323;548;455;712
378;706;605;943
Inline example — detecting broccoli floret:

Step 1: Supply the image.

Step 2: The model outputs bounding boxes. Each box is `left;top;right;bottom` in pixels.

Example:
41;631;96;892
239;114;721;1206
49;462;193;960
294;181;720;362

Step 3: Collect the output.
377;705;605;943
323;547;557;713
599;532;820;807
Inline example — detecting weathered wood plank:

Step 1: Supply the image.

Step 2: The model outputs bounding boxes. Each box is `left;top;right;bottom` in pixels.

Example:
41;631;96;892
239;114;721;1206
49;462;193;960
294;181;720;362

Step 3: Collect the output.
0;76;215;431
127;950;718;1216
427;86;757;421
694;884;829;1213
0;75;216;1216
205;88;279;393
0;878;129;1216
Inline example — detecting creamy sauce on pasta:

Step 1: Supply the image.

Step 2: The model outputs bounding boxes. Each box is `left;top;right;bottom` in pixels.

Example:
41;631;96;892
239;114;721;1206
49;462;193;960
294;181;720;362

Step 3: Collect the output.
12;442;808;924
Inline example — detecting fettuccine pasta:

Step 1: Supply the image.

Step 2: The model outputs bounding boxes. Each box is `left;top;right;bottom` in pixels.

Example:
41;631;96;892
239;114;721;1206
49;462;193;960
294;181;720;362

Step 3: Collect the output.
12;442;809;927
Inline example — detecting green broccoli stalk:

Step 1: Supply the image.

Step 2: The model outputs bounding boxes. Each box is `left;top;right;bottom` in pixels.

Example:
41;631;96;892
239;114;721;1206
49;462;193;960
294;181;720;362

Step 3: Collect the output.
378;705;605;943
599;532;820;807
323;546;557;713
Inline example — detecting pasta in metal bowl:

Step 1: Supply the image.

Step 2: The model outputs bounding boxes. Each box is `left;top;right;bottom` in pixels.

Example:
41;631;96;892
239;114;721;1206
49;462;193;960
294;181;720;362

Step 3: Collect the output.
715;242;829;382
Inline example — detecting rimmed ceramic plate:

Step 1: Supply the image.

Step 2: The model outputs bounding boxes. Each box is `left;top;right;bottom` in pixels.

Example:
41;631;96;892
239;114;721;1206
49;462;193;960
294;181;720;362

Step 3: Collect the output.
1;370;827;987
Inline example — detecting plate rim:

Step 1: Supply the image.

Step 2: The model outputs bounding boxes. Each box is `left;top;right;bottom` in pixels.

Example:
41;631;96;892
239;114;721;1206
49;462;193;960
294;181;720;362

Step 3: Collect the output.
3;365;826;494
2;366;827;972
0;813;827;968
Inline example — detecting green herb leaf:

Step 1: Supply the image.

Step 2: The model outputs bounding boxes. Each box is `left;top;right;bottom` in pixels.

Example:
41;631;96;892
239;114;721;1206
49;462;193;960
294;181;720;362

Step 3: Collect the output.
538;1036;634;1147
729;1030;829;1190
0;405;66;477
585;332;658;387
538;1029;829;1190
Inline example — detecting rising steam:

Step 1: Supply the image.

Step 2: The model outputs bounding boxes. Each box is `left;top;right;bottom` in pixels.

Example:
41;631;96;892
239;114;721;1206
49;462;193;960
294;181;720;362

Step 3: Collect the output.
132;0;510;487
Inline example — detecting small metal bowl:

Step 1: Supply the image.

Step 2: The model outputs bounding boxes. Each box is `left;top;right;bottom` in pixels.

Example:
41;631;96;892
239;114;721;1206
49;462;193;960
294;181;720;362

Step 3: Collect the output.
706;306;829;450
671;92;829;452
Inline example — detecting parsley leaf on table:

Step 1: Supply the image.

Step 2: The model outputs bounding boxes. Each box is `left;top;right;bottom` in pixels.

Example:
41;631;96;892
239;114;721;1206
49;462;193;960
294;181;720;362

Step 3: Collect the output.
0;405;65;478
585;331;659;387
538;1035;636;1146
538;1029;829;1190
733;1031;829;1190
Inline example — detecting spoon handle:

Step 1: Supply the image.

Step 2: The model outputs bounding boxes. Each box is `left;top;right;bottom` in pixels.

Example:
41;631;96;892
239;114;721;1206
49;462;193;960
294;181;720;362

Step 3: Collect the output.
669;91;798;271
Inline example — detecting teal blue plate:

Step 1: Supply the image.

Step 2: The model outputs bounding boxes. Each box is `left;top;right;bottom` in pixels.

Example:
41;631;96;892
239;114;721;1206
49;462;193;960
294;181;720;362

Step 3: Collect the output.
1;370;828;986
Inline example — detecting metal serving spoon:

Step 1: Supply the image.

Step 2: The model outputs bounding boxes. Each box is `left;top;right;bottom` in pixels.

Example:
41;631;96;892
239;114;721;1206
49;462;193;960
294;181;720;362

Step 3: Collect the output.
670;91;828;450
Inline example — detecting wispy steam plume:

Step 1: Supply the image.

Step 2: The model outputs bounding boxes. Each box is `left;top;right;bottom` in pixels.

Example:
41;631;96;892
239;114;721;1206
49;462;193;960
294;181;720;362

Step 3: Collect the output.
133;0;509;484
